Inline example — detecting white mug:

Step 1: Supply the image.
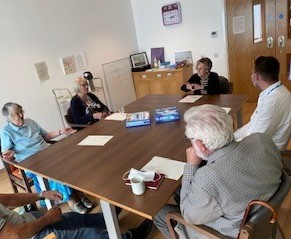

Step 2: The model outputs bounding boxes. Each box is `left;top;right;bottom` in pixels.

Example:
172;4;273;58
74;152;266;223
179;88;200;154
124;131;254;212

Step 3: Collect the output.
130;176;146;195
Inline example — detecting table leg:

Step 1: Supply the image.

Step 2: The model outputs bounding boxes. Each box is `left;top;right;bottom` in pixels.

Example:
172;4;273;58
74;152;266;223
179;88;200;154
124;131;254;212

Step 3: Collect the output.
236;109;244;128
37;175;53;209
100;200;122;239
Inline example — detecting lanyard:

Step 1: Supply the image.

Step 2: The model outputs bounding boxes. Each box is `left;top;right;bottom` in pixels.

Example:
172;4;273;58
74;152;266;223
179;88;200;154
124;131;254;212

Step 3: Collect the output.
267;83;282;95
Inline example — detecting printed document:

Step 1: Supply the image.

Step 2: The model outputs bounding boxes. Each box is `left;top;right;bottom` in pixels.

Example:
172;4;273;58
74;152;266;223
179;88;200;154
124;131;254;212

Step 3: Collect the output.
78;135;113;146
105;113;127;121
178;95;202;103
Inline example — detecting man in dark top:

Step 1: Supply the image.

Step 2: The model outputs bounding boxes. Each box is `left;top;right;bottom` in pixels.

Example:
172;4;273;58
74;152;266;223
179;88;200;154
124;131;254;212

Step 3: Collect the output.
181;57;220;95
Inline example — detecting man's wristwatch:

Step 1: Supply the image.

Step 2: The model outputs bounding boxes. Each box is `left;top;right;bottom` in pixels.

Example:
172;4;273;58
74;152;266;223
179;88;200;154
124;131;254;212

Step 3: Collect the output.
38;191;45;200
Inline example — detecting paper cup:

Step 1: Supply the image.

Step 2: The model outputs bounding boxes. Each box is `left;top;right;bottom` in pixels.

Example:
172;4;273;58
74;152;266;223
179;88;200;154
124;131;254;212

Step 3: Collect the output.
130;176;146;195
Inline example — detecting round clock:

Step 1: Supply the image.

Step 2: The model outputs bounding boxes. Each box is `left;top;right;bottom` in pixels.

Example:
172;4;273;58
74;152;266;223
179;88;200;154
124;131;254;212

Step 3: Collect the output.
162;2;182;26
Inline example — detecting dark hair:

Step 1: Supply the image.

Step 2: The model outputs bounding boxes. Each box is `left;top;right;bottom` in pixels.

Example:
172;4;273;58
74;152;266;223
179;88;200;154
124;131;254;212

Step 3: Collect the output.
254;56;280;83
197;57;212;71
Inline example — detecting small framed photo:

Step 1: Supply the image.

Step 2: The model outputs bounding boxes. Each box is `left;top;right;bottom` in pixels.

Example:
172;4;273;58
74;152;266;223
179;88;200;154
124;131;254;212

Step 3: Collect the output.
130;52;149;68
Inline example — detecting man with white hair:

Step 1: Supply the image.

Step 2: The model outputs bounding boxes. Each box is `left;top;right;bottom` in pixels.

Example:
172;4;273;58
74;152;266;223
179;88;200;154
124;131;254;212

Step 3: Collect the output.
153;104;282;238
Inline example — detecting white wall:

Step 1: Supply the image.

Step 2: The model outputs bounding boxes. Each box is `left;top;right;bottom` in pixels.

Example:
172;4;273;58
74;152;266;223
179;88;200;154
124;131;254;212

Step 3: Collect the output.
0;0;138;131
131;0;228;77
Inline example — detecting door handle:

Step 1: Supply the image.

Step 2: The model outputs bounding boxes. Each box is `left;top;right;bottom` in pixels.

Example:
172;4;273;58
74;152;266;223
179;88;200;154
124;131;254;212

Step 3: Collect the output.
267;37;274;48
278;35;285;53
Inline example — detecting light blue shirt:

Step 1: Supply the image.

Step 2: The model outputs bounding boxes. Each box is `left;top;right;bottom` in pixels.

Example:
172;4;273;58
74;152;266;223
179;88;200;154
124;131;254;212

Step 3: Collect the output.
0;118;48;162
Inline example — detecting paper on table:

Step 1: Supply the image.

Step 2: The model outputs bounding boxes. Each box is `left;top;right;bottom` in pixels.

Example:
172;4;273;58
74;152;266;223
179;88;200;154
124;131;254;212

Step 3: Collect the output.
222;107;231;113
105;113;127;121
78;135;113;146
178;95;202;103
141;156;186;181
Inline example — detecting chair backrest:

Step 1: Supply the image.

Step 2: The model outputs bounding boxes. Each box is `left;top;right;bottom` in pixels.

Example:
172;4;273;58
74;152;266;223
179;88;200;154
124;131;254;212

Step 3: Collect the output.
64;107;89;130
52;88;73;128
218;76;232;94
239;170;290;238
281;150;291;176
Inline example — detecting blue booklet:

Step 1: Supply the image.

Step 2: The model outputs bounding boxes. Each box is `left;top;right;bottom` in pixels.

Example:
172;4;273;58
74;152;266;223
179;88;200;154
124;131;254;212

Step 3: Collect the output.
126;111;151;128
155;106;180;123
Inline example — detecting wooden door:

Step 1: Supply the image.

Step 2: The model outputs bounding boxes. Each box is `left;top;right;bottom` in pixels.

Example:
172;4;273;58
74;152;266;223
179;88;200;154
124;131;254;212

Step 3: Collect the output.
226;0;291;102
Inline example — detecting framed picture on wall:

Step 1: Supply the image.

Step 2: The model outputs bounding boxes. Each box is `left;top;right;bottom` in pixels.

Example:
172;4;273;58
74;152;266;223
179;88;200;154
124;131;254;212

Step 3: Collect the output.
130;52;150;71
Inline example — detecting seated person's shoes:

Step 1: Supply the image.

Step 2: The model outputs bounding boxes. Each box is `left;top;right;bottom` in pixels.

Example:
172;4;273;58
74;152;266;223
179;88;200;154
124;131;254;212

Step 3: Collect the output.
69;201;88;214
81;196;94;209
126;219;153;239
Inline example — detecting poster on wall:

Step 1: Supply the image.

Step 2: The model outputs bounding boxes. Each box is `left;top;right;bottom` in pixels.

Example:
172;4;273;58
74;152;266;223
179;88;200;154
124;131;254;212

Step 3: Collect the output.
60;55;77;75
232;15;246;34
34;62;50;81
74;52;87;71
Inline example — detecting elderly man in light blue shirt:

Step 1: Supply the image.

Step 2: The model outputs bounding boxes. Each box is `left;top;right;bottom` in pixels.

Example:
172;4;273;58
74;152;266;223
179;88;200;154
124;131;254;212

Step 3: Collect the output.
1;118;48;162
0;102;95;214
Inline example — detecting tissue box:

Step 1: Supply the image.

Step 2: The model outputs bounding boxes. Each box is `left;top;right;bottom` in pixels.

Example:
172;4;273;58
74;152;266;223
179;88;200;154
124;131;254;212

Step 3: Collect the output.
126;111;151;127
155;106;180;123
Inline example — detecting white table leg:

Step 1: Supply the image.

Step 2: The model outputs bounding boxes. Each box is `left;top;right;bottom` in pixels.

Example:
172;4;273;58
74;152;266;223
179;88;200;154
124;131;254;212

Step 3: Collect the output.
100;200;122;239
36;175;53;209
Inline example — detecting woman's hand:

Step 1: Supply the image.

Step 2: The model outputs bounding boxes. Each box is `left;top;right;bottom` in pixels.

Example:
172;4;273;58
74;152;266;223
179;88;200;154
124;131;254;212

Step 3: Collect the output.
93;112;103;120
186;83;195;91
61;128;77;135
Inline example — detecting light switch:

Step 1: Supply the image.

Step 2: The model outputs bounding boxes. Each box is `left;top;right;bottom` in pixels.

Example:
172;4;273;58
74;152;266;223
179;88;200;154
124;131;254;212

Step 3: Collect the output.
211;31;218;38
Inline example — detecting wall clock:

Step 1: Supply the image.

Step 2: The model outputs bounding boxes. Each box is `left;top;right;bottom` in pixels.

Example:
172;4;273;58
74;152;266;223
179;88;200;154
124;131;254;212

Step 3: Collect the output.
162;2;182;26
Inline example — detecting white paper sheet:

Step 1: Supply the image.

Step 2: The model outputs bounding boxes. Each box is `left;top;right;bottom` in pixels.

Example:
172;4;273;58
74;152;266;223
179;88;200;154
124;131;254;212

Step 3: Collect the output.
78;135;113;146
178;95;202;103
105;113;127;121
222;107;231;113
141;156;186;181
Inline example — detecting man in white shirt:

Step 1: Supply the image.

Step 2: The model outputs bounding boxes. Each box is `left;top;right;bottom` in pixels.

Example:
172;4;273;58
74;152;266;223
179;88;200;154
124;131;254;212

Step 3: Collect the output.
235;56;291;150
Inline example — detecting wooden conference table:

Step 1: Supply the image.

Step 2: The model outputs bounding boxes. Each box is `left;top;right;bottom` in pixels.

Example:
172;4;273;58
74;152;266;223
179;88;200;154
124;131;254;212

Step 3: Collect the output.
18;94;248;239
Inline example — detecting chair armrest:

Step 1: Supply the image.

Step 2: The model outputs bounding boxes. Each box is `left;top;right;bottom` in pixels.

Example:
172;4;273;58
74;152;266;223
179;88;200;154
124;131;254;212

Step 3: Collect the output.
165;212;231;239
281;150;291;157
2;157;18;166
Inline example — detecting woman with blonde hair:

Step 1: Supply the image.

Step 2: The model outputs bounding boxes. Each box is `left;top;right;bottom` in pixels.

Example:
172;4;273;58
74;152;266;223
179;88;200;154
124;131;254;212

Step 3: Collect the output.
70;77;110;124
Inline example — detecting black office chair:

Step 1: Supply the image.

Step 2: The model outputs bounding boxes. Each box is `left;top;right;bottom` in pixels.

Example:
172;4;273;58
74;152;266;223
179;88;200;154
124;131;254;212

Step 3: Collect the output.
218;76;233;94
166;170;290;239
64;107;89;130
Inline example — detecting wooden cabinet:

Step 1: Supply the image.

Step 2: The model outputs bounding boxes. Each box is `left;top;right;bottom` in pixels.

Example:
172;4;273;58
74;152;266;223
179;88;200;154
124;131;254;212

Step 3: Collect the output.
132;66;193;98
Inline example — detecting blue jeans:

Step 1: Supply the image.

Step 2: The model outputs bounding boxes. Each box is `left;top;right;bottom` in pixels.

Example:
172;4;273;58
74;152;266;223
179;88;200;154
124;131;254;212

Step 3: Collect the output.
31;212;129;239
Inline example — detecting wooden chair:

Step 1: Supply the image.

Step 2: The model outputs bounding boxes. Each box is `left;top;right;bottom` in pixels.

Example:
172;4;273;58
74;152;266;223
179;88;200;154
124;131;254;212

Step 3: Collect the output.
166;170;290;239
0;154;37;211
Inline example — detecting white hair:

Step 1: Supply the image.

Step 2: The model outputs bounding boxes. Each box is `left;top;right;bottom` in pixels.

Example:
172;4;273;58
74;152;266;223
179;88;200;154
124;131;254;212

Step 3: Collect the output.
184;104;234;150
74;77;87;93
2;102;22;121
